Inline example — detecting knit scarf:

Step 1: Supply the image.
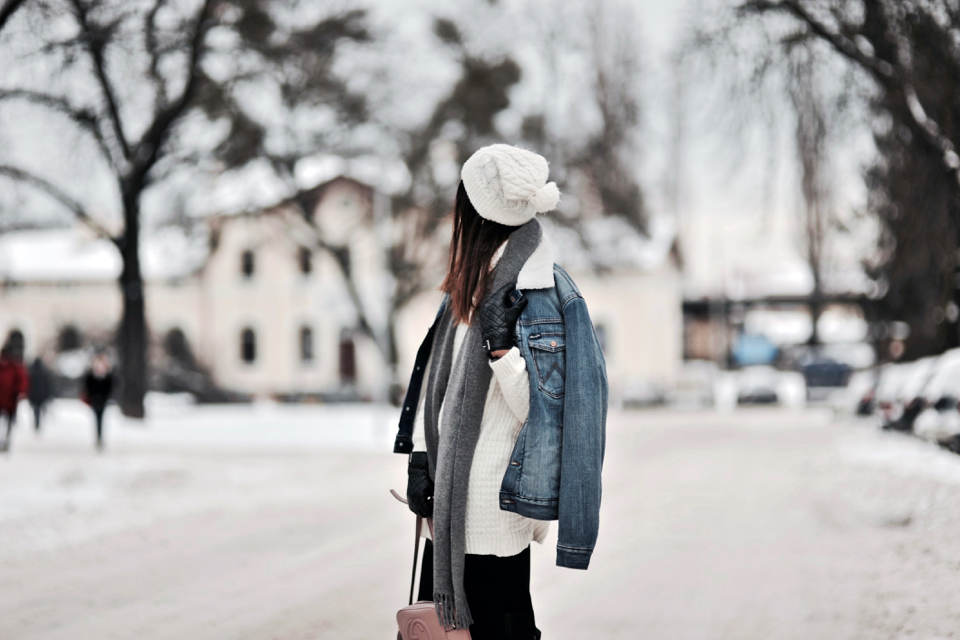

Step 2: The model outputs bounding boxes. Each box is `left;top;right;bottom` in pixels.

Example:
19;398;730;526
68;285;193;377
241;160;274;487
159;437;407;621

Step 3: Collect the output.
422;218;542;630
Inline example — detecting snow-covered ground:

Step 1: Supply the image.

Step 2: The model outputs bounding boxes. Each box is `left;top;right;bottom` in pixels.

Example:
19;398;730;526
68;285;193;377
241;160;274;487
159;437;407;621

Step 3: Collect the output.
2;402;960;639
6;395;399;454
0;398;399;558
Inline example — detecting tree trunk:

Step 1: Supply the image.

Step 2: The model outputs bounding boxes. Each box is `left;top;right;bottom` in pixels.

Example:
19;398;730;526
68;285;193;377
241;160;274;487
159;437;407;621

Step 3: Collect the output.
807;275;822;347
117;195;147;418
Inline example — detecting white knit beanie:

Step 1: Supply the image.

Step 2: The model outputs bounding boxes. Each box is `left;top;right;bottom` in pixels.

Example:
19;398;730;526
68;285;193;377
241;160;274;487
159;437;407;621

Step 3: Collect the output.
460;144;560;226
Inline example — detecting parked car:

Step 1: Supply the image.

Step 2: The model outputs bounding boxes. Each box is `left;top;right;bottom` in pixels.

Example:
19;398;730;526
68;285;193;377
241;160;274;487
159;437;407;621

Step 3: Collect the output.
671;360;719;409
728;366;806;408
846;369;879;416
878;357;938;432
620;377;667;408
802;358;853;403
911;349;960;448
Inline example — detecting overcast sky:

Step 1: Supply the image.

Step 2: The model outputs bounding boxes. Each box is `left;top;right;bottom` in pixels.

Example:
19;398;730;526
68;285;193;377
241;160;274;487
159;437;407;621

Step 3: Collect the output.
0;0;878;298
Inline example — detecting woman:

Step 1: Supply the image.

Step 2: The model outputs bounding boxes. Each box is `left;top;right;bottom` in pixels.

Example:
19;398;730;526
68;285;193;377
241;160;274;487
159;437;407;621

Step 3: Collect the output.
0;344;29;453
394;144;608;640
82;350;113;450
28;357;53;432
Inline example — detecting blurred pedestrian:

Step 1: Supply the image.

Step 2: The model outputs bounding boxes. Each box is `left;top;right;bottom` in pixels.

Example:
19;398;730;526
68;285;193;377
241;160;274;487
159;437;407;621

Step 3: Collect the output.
0;345;30;453
81;351;113;450
393;145;607;640
28;358;53;432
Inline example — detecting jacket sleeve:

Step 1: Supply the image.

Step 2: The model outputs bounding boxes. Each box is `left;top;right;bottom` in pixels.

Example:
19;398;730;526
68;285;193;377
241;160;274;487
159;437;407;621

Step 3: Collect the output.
556;295;607;569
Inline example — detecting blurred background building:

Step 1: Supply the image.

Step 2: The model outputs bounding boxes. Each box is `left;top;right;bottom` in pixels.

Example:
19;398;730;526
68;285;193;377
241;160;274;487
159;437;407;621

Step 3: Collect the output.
3;0;959;417
1;172;684;403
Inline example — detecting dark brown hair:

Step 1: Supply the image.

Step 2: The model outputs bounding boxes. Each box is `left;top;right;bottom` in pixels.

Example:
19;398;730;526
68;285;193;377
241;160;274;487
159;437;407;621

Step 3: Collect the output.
441;181;515;324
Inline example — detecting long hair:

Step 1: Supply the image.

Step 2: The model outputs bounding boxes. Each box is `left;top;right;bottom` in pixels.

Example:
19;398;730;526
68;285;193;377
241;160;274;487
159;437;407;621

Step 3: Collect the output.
441;181;515;325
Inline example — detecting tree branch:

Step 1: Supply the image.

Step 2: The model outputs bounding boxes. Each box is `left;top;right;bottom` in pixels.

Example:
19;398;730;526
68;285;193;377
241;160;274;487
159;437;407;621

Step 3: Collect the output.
741;0;960;181
274;193;391;361
144;0;172;107
69;0;131;161
307;227;387;359
0;0;27;32
0;165;118;243
741;1;894;78
130;0;214;187
0;89;119;172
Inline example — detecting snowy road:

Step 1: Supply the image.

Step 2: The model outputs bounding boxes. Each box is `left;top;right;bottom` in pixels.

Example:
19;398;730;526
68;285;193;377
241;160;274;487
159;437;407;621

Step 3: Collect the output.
2;402;960;639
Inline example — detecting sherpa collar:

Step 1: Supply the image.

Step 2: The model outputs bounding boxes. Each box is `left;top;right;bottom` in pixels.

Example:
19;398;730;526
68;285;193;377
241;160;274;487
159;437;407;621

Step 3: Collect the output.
516;225;555;290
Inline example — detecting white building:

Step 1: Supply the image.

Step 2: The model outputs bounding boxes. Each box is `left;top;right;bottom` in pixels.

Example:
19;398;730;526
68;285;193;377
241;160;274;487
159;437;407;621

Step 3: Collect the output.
0;177;683;402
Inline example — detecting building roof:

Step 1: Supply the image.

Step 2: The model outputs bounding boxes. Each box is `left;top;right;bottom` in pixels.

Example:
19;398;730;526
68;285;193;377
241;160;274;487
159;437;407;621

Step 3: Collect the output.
0;227;207;283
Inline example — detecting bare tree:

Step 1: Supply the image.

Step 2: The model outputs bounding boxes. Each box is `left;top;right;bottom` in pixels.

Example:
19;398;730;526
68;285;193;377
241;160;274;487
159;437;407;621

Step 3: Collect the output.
788;47;832;345
738;0;960;356
0;0;370;416
517;1;648;237
0;0;27;32
281;15;523;403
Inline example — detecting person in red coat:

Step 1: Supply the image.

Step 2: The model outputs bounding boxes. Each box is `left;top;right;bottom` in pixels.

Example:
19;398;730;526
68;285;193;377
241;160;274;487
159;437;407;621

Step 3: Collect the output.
0;345;30;453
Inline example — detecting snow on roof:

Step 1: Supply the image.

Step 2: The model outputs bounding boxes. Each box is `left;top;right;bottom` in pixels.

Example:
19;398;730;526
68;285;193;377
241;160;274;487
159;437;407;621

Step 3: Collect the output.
0;227;207;283
0;228;120;282
543;214;676;273
141;227;209;280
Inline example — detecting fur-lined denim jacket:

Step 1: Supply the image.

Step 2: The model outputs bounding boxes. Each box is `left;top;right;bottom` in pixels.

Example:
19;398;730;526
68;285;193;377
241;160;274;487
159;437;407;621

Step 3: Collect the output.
394;236;608;570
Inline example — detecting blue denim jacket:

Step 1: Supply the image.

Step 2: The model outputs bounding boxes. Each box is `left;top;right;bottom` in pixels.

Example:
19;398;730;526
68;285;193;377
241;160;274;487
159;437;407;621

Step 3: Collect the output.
499;264;608;569
394;249;607;569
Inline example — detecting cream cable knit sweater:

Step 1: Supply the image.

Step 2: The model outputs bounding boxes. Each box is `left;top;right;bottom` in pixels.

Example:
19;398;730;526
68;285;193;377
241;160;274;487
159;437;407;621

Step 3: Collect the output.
413;324;550;557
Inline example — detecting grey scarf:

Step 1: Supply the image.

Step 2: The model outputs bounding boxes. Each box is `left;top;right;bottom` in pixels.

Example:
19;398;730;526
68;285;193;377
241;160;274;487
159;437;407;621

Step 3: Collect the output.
422;218;542;630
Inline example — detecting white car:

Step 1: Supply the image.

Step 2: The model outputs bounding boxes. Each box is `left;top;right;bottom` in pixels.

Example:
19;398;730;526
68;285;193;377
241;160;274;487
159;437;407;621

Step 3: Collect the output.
912;349;960;446
672;360;719;409
875;357;938;428
716;366;806;409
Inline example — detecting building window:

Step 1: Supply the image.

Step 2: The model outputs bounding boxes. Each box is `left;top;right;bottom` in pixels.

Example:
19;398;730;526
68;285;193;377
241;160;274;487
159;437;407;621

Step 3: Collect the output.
339;334;356;385
299;326;314;363
240;327;256;363
241;250;255;279
298;247;312;275
57;325;82;352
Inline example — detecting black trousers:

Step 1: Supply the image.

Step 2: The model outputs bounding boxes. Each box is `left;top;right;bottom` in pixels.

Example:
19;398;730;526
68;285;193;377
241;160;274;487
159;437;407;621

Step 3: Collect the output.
418;539;541;640
1;410;13;448
31;402;43;431
92;404;105;447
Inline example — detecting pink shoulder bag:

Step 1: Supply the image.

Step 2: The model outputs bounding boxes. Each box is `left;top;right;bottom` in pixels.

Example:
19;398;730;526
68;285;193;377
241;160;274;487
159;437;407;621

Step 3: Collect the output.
392;490;471;640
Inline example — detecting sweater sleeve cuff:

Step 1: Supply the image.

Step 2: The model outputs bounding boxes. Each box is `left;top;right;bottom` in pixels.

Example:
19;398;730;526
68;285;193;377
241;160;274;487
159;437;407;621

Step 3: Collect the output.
489;347;529;423
556;545;593;570
489;346;525;378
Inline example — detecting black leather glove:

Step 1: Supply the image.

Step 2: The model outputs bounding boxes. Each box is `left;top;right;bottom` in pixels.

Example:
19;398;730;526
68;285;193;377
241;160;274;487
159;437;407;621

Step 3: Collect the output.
406;451;434;518
478;281;528;358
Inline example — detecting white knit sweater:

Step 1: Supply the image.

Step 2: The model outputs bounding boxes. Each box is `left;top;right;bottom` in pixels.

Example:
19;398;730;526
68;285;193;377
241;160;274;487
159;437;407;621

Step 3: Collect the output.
413;324;550;557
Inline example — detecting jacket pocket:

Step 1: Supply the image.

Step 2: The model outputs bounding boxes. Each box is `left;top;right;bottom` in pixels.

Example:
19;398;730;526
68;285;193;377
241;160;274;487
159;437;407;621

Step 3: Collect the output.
529;332;566;398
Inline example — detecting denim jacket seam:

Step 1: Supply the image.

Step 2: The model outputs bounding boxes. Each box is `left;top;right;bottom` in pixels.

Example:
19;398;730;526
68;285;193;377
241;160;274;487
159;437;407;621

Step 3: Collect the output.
557;544;593;552
506;493;558;504
519;317;564;326
513;423;527;488
530;348;565;399
560;291;583;307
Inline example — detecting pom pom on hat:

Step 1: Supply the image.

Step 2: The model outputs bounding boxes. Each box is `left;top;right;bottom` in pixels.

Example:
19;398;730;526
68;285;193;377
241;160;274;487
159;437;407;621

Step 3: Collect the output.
461;144;560;226
529;181;560;212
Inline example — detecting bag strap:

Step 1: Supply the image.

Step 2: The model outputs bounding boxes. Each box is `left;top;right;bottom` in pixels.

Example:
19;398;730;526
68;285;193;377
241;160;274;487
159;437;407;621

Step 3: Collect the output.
409;515;422;606
392;489;434;606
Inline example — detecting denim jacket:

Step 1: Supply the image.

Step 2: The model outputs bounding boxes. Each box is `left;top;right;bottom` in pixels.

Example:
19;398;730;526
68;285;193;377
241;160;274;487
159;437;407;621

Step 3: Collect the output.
394;234;608;570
